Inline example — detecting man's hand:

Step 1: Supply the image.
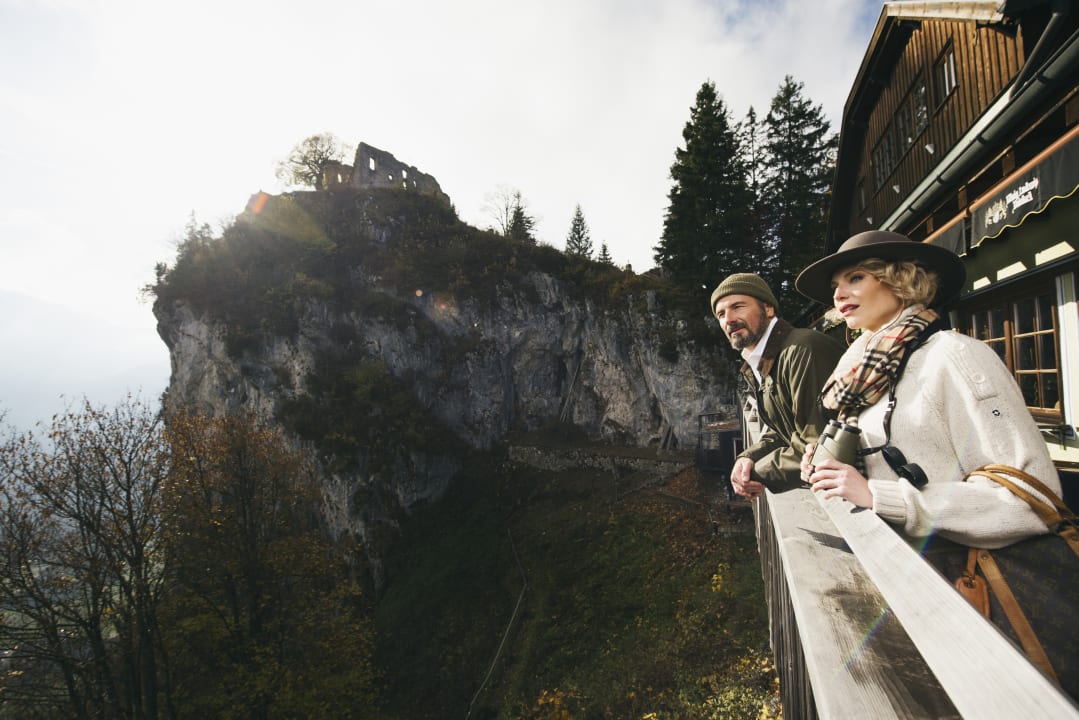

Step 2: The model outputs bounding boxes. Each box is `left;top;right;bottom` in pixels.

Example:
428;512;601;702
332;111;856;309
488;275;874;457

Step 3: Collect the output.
730;457;764;500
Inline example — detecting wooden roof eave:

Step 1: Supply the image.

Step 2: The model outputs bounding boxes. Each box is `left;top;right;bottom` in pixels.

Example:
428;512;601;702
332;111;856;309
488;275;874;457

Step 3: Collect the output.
828;2;1011;248
882;25;1079;232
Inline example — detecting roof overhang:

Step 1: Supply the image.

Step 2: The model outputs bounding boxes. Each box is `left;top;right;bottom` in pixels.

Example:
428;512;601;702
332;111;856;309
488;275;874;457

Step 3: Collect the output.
827;1;1070;249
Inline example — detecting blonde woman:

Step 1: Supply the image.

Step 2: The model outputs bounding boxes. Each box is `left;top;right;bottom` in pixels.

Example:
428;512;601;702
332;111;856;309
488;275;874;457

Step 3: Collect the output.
795;230;1059;548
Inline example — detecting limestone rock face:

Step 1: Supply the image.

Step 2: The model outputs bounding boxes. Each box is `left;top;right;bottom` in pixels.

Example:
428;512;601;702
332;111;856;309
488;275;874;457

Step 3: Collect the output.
155;256;736;585
158;275;733;446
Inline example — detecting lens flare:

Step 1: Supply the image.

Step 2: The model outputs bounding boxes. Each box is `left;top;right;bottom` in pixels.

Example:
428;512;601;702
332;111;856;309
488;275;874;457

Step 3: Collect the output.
247;191;270;215
431;293;459;318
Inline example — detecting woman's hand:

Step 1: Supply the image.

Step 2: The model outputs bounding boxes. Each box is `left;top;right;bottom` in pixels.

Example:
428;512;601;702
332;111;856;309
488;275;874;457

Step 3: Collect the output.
808;458;874;508
800;443;816;484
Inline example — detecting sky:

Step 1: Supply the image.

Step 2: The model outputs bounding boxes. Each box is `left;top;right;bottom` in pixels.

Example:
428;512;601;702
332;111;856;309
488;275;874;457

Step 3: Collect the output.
0;0;885;433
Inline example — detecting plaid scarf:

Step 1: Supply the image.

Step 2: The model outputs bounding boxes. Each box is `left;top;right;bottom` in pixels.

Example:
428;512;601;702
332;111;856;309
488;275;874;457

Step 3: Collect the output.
821;307;939;424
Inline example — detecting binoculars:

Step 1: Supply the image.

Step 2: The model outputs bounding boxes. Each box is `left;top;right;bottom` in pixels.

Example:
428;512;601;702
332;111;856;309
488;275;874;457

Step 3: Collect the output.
810;420;862;470
809;420;930;488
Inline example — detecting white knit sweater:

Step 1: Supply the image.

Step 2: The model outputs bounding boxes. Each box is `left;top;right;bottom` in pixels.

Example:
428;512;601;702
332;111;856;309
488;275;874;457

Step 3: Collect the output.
836;312;1060;548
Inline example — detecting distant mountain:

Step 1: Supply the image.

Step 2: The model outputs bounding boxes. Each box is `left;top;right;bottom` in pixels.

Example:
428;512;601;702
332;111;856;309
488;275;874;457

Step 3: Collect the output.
0;290;170;432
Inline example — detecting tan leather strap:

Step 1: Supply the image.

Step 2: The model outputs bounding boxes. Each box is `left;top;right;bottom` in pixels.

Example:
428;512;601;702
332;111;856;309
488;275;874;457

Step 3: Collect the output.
970;465;1079;558
955;547;990;617
976;549;1059;684
979;464;1075;517
964;546;979;578
969;467;1061;524
1060;525;1079;557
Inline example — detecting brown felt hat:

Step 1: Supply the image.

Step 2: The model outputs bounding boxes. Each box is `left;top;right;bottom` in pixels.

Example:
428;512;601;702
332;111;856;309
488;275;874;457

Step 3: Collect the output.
795;230;966;306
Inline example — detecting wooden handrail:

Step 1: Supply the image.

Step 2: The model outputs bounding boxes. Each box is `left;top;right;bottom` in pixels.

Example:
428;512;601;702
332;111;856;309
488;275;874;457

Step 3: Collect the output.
757;487;1079;718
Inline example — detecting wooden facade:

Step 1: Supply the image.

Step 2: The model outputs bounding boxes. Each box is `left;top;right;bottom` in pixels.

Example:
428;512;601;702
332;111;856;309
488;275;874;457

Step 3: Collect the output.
757;2;1079;717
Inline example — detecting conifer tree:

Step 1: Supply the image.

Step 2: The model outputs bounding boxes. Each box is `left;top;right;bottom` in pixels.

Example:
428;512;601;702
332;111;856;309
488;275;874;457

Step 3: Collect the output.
507;191;537;244
760;76;837;314
597;242;614;265
565;204;593;257
741;107;773;278
654;81;755;294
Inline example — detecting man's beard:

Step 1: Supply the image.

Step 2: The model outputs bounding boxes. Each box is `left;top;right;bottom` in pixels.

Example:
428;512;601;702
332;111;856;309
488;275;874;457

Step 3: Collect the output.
727;321;763;351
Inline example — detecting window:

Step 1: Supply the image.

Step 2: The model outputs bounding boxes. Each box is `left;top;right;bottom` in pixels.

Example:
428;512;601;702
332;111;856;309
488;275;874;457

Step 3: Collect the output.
870;75;930;189
872;132;895;189
960;285;1062;423
896;102;912;151
912;79;929;132
935;46;957;106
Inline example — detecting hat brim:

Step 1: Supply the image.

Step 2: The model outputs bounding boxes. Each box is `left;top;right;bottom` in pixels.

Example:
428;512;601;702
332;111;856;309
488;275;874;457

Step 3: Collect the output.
795;240;966;307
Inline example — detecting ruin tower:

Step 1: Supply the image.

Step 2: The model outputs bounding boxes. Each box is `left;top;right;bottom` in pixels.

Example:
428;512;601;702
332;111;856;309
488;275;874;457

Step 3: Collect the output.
350;142;451;205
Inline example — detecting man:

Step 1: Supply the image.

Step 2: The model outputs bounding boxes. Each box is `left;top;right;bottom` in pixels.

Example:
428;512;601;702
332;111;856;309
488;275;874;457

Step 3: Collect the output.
710;273;844;499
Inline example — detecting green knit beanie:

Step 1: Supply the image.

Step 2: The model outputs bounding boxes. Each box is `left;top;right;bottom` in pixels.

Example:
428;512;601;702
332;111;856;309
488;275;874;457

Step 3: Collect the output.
709;273;779;313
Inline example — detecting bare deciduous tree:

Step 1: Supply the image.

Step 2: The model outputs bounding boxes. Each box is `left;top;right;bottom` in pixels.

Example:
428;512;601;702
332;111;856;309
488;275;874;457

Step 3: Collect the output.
482;185;537;242
275;133;354;189
0;396;172;719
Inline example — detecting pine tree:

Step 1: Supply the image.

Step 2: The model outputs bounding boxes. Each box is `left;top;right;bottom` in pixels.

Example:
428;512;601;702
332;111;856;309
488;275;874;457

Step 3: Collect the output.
760;76;837;314
565;204;593;257
597;242;614;265
507;191;537;244
654;81;756;293
740;107;774;279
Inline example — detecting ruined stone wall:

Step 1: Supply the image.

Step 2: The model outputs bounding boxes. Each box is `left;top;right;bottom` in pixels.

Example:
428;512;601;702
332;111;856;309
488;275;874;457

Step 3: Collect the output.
350;142;450;205
321;160;353;189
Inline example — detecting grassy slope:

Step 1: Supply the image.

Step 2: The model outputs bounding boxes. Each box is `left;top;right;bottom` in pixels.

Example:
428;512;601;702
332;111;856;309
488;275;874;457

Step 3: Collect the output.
372;453;779;720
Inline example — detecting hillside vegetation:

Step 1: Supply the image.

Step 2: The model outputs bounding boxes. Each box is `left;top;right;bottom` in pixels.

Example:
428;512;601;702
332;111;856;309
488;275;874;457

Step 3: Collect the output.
155;189;726;361
373;443;778;719
147;188;774;718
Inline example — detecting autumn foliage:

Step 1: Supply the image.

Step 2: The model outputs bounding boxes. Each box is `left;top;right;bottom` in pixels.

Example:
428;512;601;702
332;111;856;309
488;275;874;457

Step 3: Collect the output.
0;399;377;719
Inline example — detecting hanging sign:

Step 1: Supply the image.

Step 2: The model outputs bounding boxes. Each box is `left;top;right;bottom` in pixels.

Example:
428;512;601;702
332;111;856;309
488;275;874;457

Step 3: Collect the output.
971;132;1079;247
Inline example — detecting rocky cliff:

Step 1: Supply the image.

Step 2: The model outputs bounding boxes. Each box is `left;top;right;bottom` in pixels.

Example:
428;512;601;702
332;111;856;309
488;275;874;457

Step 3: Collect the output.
153;188;737;581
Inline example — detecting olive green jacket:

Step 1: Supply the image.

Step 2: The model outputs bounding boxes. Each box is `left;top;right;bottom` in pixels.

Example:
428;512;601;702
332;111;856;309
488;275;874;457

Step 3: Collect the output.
738;319;845;492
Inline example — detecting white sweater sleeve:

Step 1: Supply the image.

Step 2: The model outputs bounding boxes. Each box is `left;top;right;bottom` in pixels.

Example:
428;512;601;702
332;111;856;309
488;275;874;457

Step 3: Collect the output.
864;332;1060;548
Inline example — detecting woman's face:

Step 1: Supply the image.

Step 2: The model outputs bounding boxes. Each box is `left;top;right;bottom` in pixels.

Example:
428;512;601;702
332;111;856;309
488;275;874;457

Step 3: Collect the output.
830;265;904;332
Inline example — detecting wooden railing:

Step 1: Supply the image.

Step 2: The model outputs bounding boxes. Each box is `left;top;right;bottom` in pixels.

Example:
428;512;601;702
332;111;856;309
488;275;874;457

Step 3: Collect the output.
755;487;1079;718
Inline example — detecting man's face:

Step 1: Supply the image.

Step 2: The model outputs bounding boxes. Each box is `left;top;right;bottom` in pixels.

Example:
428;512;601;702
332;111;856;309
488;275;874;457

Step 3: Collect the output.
714;294;774;351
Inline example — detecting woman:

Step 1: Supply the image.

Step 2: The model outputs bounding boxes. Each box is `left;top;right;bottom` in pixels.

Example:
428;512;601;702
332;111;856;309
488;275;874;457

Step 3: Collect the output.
795;230;1060;548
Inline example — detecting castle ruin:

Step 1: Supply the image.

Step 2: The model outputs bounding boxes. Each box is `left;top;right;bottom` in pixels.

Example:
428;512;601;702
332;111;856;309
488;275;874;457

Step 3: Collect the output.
321;142;450;206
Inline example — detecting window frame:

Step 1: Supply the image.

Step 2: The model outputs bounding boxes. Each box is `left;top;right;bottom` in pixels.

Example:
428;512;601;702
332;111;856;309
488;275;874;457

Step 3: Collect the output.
934;44;958;108
955;278;1065;425
870;74;930;190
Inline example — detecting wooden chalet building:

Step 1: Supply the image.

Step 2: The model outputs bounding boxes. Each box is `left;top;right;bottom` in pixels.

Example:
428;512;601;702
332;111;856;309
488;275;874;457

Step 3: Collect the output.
831;0;1079;489
753;2;1079;718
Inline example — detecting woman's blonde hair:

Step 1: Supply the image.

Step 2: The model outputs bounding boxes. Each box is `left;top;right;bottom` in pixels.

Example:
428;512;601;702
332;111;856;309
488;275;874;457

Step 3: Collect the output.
825;258;940;322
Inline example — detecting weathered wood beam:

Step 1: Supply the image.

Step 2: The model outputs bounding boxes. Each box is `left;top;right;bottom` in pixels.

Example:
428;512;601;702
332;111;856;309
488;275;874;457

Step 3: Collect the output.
763;488;959;718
